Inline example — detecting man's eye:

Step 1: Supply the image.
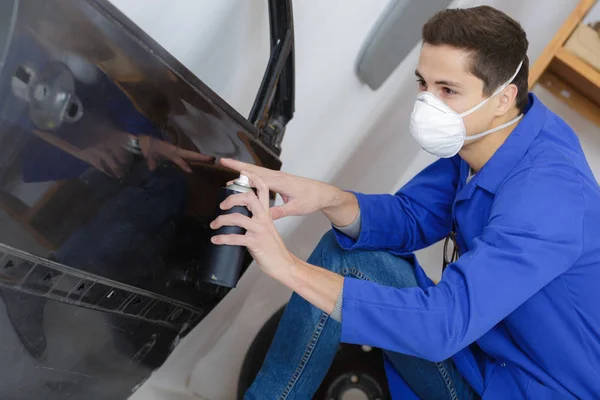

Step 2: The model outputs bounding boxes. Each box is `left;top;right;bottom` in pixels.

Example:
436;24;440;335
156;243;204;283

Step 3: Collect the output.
442;87;456;95
416;79;426;88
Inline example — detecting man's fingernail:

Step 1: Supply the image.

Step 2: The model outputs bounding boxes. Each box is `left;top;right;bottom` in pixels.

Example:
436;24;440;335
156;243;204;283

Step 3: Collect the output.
211;237;218;244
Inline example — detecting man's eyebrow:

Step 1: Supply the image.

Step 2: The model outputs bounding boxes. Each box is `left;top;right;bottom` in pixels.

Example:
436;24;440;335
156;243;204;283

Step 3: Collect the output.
414;70;462;88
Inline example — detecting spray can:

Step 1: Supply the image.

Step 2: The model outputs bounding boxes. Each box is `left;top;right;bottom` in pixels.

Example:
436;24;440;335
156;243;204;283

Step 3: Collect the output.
200;175;254;288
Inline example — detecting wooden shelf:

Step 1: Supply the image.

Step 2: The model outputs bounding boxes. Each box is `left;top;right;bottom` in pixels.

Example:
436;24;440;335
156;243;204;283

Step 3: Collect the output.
549;47;600;108
538;71;600;126
529;0;600;127
529;0;597;88
555;47;600;88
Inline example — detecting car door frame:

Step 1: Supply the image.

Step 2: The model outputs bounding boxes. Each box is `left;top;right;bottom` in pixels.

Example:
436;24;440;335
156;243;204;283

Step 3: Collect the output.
91;0;295;155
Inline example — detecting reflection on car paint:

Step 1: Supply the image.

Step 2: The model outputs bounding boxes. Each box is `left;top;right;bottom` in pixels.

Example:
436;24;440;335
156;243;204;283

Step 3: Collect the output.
0;0;286;398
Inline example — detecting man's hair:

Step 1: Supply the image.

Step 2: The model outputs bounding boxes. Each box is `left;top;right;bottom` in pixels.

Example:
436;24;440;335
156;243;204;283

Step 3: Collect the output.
422;6;529;113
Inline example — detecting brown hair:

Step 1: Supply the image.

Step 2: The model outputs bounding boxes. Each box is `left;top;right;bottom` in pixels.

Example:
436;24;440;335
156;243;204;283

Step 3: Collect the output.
422;6;529;113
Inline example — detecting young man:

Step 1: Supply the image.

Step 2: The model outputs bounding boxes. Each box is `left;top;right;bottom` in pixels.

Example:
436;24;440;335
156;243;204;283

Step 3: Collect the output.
212;6;600;399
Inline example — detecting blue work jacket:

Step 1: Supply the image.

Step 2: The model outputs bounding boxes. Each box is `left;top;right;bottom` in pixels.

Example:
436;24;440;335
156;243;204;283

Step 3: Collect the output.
334;94;600;399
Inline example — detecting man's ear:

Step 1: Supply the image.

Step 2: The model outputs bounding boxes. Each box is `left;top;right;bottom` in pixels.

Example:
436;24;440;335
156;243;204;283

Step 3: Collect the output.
495;84;519;116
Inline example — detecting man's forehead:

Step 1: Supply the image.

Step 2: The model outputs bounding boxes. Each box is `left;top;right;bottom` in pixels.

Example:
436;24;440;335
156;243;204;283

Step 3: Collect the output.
417;43;481;85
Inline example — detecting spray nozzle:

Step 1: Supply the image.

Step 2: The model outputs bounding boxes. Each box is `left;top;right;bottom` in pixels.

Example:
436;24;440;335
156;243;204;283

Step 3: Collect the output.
234;174;252;187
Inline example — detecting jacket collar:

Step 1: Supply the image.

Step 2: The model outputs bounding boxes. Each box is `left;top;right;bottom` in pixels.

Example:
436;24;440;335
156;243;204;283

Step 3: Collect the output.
468;93;546;194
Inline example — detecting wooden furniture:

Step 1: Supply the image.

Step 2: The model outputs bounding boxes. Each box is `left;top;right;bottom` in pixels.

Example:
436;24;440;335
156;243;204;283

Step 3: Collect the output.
529;0;600;126
0;179;95;250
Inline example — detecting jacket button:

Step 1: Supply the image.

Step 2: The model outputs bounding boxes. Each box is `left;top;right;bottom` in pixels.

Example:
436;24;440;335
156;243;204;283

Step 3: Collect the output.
500;362;506;367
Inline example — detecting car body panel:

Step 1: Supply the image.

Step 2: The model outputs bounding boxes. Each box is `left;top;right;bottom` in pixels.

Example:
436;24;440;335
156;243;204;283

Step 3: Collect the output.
0;0;293;398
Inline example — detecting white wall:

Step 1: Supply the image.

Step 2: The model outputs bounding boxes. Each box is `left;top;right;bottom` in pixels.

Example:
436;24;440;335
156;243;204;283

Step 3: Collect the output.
533;86;600;173
109;0;597;399
110;0;270;118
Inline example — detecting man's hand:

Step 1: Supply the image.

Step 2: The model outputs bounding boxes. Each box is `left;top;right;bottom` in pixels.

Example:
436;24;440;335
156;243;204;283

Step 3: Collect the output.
81;140;131;178
211;169;344;314
139;135;215;173
210;170;298;281
220;158;358;226
82;135;215;178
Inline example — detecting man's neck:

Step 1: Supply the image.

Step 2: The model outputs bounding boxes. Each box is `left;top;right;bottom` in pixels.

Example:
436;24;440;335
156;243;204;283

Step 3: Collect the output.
459;111;521;172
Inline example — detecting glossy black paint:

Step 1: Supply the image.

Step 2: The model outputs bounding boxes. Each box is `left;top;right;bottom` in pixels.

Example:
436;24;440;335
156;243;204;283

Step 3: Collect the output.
249;0;295;129
0;0;294;398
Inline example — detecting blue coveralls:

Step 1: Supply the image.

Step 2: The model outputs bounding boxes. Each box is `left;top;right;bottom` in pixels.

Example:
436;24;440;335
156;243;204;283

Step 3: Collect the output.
334;94;600;399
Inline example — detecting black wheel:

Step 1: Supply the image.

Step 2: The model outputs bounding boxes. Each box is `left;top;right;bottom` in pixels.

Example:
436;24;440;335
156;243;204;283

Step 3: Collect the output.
237;306;390;400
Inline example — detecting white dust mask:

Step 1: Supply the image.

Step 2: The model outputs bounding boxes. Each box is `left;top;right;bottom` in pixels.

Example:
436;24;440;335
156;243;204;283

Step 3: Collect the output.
409;61;524;158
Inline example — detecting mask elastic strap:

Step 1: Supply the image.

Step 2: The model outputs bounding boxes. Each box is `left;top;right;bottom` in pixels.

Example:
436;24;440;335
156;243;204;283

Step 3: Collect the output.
458;61;524;118
464;114;523;141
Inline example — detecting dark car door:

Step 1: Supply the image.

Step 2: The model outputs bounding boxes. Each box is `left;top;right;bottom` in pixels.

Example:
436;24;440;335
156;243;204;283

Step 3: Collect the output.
0;0;294;398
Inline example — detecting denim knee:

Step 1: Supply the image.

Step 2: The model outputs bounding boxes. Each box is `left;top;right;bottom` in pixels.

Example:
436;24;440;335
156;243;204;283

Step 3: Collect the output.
308;230;418;289
307;230;349;274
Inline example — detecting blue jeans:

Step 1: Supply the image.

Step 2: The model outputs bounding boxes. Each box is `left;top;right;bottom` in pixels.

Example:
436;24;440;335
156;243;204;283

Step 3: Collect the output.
246;231;479;400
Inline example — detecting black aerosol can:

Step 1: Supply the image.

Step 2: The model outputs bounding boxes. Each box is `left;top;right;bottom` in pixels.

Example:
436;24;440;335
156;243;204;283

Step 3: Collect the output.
200;174;254;288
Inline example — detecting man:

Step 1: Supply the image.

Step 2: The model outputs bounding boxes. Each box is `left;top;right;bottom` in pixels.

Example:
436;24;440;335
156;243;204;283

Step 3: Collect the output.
212;6;600;400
